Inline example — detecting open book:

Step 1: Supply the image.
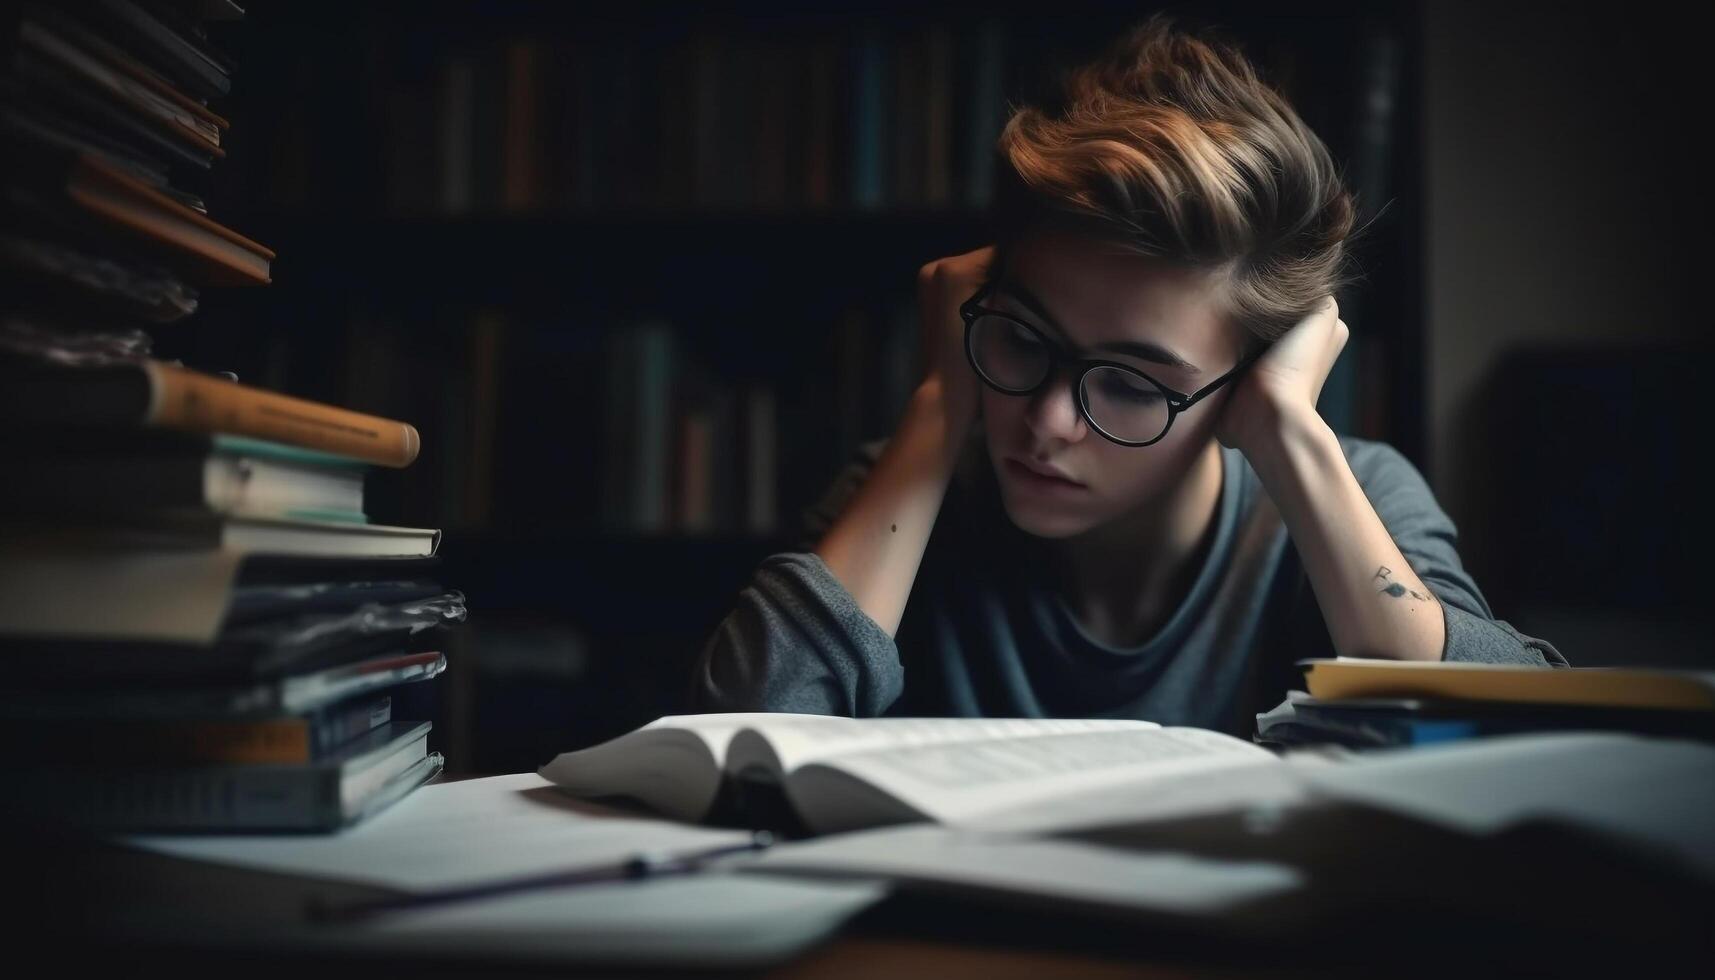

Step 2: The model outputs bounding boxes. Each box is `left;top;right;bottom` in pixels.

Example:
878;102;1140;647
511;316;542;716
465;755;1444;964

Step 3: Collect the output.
538;713;1276;835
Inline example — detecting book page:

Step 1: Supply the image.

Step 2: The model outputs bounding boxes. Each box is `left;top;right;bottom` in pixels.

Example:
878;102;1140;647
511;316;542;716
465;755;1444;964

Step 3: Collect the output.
796;726;1275;830
725;715;1157;775
537;713;807;821
638;712;816;761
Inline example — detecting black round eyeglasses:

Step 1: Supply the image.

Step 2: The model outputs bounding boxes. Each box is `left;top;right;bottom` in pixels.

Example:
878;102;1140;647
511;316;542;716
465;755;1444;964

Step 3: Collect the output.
960;282;1258;447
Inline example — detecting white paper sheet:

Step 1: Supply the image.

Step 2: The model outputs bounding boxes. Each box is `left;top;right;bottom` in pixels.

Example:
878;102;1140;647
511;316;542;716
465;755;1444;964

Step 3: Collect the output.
749;823;1302;915
115;772;888;966
121;773;748;891
1290;732;1715;879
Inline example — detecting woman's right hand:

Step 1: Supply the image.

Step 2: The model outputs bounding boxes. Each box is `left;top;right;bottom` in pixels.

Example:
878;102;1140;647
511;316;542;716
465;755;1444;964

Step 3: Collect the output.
915;244;995;444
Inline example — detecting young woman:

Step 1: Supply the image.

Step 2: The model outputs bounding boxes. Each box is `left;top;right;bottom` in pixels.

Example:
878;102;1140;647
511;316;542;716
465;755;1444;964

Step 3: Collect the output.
690;15;1567;735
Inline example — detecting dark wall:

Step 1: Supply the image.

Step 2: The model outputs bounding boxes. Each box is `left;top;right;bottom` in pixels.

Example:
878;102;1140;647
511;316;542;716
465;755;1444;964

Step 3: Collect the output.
1421;1;1702;668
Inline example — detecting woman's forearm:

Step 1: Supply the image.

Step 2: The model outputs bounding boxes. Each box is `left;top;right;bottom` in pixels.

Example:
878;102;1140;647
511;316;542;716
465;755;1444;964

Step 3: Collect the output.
813;378;971;638
1246;406;1447;661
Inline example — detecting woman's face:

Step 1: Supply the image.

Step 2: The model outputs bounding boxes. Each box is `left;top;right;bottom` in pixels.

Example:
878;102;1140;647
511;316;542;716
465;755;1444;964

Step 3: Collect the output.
979;231;1247;539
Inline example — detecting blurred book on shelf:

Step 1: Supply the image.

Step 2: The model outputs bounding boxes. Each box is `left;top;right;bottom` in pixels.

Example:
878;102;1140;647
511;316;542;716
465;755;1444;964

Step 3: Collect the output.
542;301;917;539
0;0;458;832
349;20;1010;217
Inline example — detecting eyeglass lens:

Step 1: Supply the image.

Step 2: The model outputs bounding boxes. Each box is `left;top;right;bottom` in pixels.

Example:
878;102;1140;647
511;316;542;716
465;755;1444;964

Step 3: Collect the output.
968;314;1171;444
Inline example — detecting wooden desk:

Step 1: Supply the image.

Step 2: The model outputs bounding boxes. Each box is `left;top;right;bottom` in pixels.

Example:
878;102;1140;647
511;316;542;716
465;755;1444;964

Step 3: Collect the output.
9;773;1707;977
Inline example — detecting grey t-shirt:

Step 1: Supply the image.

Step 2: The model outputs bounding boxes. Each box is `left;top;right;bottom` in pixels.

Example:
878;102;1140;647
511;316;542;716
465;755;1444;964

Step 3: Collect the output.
689;432;1569;737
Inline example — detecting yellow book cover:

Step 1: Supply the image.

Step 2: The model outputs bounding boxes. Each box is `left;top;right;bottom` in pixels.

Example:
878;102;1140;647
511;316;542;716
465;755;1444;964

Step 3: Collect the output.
1300;658;1715;712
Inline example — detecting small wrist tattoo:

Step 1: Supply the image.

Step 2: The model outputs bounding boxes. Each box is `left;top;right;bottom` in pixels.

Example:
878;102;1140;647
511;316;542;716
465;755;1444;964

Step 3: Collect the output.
1379;582;1436;602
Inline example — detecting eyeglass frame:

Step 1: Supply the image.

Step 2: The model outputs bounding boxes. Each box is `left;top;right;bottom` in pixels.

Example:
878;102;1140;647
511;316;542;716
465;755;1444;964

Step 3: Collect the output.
960;280;1260;447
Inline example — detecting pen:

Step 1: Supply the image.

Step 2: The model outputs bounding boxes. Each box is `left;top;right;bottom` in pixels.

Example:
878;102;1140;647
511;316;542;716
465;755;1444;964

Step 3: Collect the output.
306;829;776;924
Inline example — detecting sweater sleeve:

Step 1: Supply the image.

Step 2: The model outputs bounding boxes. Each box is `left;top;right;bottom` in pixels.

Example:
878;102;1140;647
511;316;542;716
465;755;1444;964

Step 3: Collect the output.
687;439;905;715
1346;439;1571;667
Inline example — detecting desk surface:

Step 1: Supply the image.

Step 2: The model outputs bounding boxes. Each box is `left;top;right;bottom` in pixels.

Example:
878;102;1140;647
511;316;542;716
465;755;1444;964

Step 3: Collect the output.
10;828;1277;979
12;771;1709;977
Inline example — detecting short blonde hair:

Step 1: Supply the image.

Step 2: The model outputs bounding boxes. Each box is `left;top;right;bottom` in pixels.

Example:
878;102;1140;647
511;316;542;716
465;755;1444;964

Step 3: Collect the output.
990;13;1368;351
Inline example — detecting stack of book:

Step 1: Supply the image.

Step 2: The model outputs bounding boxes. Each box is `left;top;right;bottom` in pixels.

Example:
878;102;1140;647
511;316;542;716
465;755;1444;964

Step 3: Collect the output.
0;1;457;831
1257;658;1715;749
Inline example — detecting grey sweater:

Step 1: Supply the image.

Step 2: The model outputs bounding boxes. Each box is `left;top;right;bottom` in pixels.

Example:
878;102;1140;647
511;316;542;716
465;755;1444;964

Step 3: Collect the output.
690;432;1569;737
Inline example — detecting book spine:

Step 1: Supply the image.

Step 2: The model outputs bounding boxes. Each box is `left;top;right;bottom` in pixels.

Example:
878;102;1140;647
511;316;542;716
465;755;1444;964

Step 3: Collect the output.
7;765;337;831
310;695;395;756
633;322;674;531
440;56;475;213
65;152;274;283
143;361;422;468
608;40;641;209
601;327;636;528
94;0;232;97
745;385;777;534
720;37;751;209
654;38;695;209
571;40;597;209
755;40;789;210
502;39;538;211
210;434;373;469
691;32;722;207
280;653;446;717
204;455;366;521
805;38;834;208
20;21;226;158
676;406;712;533
471;45;505;213
965;19;1006;210
924;25;952;208
707;382;738;531
17;46;216;171
892;31;922;208
851;30;886;209
21;696;394;766
73;17;230;128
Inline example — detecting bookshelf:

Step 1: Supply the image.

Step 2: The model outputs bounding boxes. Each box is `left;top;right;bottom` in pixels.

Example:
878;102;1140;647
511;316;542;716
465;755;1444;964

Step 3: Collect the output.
157;0;1424;771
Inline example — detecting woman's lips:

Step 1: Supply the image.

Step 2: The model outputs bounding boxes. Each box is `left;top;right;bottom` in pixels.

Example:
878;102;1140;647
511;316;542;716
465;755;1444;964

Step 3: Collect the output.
1005;458;1088;492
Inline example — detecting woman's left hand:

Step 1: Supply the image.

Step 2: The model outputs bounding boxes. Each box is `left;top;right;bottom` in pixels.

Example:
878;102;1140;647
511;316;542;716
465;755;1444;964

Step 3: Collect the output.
1214;295;1349;456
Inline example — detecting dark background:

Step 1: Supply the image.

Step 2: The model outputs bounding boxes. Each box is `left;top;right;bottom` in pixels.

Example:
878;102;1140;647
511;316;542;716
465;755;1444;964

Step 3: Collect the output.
158;0;1702;775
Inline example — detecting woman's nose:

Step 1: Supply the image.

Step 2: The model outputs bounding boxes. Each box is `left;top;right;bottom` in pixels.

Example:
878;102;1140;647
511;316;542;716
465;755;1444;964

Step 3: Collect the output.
1024;367;1088;442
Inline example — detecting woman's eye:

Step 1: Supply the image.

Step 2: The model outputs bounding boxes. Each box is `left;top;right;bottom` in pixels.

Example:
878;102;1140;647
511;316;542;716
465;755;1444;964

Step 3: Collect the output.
1101;376;1162;402
1005;324;1042;349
